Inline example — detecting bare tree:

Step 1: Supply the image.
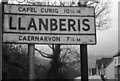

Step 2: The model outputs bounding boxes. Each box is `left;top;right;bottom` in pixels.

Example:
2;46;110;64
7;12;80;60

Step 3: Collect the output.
93;0;111;30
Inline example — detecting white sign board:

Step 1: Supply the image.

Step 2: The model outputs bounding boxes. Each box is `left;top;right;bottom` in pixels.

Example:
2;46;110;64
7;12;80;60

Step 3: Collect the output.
3;4;96;44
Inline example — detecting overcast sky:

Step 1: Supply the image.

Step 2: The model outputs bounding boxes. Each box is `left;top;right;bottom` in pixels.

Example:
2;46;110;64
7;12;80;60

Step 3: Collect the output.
88;0;119;57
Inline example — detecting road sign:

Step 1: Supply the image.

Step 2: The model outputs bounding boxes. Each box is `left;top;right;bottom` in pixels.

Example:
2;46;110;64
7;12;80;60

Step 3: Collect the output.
3;4;96;44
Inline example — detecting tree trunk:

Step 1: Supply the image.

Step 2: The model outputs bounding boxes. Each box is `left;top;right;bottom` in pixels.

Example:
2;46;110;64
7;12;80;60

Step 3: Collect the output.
47;44;61;80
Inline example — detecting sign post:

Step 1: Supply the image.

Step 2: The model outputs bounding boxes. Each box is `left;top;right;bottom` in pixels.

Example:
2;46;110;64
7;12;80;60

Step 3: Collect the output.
0;2;2;81
78;1;89;81
80;44;88;81
28;44;35;80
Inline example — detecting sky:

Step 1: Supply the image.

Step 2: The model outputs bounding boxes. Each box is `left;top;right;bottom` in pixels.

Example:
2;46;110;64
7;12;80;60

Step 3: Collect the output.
88;0;118;57
0;0;119;57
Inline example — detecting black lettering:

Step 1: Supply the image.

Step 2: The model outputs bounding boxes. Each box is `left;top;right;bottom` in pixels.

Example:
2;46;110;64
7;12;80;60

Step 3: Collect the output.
45;8;48;13
77;10;81;13
35;36;39;41
31;8;37;12
41;8;44;13
18;7;22;12
68;19;76;31
65;9;69;13
48;37;52;41
18;17;25;30
77;38;81;41
22;8;26;12
56;37;60;41
44;37;47;41
50;19;58;31
78;19;81;31
31;36;34;41
39;18;48;31
9;17;16;30
28;36;30;41
23;36;26;41
49;9;52;13
52;37;56;41
27;18;37;30
40;37;44;41
27;7;30;12
82;19;90;31
55;9;58;13
59;19;66;31
19;36;22;40
33;8;37;12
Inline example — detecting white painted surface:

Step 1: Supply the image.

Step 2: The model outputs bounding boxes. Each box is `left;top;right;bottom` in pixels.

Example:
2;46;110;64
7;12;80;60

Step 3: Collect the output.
3;4;96;44
105;60;115;79
3;33;96;44
4;5;95;16
4;15;95;34
74;75;102;81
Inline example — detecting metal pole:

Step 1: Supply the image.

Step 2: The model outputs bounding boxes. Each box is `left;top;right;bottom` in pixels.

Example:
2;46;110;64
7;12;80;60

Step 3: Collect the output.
78;1;88;81
28;44;35;80
1;1;8;80
0;2;2;81
80;44;88;81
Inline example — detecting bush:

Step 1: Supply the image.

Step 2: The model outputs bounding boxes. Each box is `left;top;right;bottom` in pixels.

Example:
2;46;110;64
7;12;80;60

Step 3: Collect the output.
2;44;28;79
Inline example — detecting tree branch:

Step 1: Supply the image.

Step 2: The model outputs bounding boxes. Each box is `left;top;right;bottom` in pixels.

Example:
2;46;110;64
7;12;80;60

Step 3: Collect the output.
60;48;70;62
47;44;55;52
48;45;53;49
96;7;106;18
35;48;53;59
60;47;80;63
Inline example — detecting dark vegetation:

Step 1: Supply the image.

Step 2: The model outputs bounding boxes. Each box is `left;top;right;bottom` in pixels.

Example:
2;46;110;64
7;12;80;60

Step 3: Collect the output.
2;44;80;80
2;44;28;79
